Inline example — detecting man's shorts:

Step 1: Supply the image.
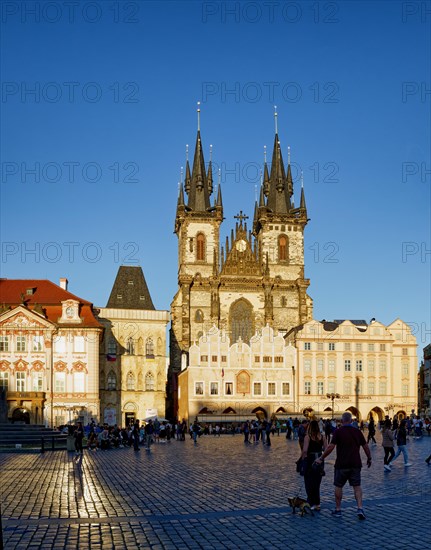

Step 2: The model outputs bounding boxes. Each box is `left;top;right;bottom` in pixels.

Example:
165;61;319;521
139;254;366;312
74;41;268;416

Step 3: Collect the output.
334;467;361;488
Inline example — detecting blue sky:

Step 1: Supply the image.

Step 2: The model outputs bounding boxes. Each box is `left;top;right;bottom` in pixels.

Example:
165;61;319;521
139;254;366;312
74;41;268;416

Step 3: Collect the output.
1;1;430;353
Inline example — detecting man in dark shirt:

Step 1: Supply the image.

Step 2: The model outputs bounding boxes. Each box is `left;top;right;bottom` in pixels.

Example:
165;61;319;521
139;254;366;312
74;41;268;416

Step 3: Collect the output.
315;411;372;520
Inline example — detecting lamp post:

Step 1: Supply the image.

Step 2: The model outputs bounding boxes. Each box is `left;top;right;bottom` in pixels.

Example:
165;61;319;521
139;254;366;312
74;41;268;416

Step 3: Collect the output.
292;366;295;414
326;393;341;420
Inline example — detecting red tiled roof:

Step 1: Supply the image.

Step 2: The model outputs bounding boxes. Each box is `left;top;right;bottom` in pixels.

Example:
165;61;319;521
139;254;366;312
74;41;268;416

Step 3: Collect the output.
0;279;102;328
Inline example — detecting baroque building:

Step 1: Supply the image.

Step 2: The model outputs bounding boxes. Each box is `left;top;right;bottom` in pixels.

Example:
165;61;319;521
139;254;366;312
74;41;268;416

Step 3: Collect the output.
285;318;418;421
170;117;313;418
98;266;169;426
0;278;102;426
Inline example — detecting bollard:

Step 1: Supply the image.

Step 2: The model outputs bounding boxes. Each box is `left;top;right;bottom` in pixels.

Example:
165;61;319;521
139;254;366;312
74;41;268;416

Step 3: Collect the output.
41;437;45;453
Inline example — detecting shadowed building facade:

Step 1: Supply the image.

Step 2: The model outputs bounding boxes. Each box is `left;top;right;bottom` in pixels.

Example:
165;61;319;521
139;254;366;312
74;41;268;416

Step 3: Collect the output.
170;117;313;419
98;266;169;426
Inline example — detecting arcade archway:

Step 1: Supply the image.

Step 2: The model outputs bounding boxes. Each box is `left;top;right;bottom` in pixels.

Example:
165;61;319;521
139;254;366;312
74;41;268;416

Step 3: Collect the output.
12;408;30;424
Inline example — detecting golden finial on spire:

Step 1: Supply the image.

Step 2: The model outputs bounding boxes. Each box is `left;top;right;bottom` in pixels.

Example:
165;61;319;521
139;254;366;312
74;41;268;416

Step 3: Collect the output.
218;167;221;184
197;101;201;131
288;145;291;165
255;183;258;201
180;166;183;183
264;145;267;163
301;170;304;188
274;105;278;134
186;144;189;162
210;144;213;161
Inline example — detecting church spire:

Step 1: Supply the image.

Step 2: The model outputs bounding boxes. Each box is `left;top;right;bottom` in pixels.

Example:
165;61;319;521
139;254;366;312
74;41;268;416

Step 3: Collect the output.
300;171;307;216
207;144;213;195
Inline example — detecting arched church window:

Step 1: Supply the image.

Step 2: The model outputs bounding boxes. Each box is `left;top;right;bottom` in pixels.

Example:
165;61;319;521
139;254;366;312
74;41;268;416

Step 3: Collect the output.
126;372;135;391
145;338;154;358
145;372;155;391
107;338;116;354
196;233;205;261
278;235;288;261
229;299;254;344
195;309;204;323
107;371;116;391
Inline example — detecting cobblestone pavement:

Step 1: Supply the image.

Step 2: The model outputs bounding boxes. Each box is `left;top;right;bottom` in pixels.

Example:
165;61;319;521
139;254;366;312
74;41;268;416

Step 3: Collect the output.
1;433;430;549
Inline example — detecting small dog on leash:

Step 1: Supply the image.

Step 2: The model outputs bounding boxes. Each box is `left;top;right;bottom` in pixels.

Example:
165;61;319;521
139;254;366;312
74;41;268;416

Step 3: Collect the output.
288;496;314;516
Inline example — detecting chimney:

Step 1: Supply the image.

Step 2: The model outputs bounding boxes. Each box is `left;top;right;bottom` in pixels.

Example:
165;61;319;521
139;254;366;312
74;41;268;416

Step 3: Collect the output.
59;278;68;291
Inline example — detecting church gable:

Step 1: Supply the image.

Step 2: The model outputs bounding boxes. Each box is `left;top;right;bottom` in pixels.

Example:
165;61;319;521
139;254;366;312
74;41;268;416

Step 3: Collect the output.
220;214;262;278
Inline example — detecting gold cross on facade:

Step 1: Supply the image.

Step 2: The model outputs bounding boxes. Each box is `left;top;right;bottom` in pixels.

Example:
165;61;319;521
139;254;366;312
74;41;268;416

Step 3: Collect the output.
234;211;249;225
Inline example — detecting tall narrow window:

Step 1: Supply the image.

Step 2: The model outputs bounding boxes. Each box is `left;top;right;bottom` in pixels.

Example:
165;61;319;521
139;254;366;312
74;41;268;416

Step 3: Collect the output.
16;372;26;391
145;338;154;358
196;233;205;261
278;235;287;261
126;372;135;391
229;299;253;344
107;371;116;390
145;372;155;391
16;336;26;352
127;337;134;355
0;372;9;391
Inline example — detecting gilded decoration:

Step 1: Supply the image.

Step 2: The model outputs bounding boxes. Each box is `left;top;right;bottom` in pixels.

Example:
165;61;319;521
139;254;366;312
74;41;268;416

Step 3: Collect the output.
236;370;250;393
14;359;29;371
72;361;88;373
31;361;45;371
54;361;68;372
0;360;11;371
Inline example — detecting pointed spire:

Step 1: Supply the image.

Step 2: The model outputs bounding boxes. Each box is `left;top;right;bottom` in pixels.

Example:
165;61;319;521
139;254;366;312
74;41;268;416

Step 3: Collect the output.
263;145;269;196
300;171;307;213
177;182;185;206
259;184;266;207
184;145;191;194
197;101;201;131
274;105;278;134
207;144;213;195
216;178;223;208
187;129;211;211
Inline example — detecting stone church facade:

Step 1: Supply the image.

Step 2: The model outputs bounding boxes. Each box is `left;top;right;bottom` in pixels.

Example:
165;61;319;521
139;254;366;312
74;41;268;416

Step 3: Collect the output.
169;121;313;418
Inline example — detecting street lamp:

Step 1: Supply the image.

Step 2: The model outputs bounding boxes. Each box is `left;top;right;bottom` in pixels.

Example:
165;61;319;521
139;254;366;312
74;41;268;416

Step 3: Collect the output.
326;393;341;420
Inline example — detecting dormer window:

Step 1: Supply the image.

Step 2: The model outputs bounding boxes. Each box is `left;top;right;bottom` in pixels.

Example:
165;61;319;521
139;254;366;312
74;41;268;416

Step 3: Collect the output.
60;300;81;324
26;288;34;295
128;281;134;285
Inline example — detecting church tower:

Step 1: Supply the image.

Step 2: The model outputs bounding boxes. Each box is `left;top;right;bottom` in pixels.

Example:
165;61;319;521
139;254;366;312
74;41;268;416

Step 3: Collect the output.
169;110;312;419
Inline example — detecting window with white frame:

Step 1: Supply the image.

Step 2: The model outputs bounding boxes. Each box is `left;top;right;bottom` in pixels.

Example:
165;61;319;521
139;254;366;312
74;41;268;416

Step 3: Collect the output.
267;382;276;396
54;336;66;353
402;363;409;376
32;336;43;352
16;336;26;352
282;382;290;395
225;382;233;395
210;382;218;395
74;372;85;392
0;372;9;391
317;359;324;372
402;384;408;397
195;382;204;395
328;380;335;393
317;381;324;395
253;382;262;396
402;347;408;356
328;360;335;372
379;381;387;395
356;360;363;371
344;360;351;372
33;373;43;391
355;343;362;351
343;380;351;394
0;336;9;352
368;381;375;395
16;372;26;391
304;381;311;395
379;360;387;373
74;336;85;353
368;343;375;351
55;372;66;392
344;343;351;351
304;359;311;372
304;342;311;350
379;344;386;351
368;360;375;373
328;342;335;351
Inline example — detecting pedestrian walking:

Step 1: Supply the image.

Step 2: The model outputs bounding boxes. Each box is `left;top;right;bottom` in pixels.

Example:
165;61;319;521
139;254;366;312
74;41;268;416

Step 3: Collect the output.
301;420;327;511
192;420;200;444
382;419;395;471
367;418;377;444
132;420;140;451
314;411;372;520
74;422;84;455
391;419;412;467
